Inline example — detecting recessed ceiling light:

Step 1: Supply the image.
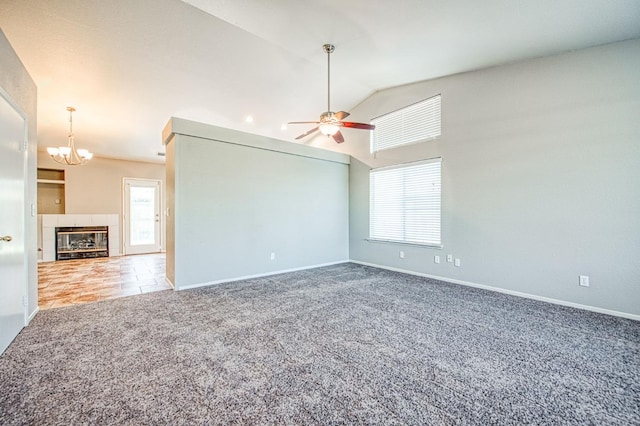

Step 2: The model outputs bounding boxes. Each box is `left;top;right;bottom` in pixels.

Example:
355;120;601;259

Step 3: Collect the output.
245;115;254;123
281;124;287;131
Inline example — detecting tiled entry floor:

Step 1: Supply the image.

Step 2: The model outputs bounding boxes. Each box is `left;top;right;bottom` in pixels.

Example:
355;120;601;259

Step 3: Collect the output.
38;253;171;310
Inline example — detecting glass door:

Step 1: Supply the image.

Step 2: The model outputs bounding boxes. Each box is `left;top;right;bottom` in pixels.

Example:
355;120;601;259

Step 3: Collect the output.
123;178;161;255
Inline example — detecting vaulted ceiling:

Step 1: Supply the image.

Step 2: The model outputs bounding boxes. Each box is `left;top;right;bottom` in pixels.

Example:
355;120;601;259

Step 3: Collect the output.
1;0;639;163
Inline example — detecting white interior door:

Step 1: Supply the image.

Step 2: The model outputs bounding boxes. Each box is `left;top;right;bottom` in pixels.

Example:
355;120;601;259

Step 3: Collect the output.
0;90;27;355
123;178;161;255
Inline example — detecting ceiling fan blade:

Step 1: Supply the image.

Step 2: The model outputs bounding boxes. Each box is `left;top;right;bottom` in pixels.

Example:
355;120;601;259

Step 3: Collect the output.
288;121;320;125
334;111;350;120
295;127;319;140
332;130;345;144
341;121;375;130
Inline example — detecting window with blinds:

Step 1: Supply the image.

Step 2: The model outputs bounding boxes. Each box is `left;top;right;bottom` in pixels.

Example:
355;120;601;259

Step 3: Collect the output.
369;158;441;247
370;94;441;153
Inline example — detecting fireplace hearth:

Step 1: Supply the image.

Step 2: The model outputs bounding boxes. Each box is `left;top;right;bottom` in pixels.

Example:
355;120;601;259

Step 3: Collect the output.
55;226;109;260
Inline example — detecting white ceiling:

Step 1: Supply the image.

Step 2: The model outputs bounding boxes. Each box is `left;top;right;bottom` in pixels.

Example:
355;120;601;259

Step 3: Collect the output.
1;0;639;163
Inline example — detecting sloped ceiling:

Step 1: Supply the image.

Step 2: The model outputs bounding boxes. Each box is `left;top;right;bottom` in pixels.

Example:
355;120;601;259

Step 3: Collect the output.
0;0;639;163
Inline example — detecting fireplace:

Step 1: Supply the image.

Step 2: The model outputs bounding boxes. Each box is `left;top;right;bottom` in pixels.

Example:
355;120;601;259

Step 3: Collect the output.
55;226;109;260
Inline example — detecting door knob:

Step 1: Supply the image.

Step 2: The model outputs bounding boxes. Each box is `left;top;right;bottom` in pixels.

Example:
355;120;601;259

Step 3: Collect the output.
0;235;12;242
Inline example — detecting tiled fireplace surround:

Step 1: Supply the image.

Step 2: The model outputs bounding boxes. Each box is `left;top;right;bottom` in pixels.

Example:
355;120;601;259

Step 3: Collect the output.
40;214;120;262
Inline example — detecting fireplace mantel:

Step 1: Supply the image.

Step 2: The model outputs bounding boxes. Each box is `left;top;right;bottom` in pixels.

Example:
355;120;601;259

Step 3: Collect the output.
40;214;120;262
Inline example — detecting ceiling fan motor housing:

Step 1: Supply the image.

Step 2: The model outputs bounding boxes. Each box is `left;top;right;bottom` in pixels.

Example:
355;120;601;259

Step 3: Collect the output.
320;111;337;123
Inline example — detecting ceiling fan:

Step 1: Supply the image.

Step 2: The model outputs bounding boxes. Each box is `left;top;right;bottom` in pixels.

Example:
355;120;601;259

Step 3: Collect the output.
288;44;375;144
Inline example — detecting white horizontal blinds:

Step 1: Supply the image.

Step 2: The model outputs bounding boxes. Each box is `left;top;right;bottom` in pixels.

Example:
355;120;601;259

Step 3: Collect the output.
370;158;441;246
371;94;441;153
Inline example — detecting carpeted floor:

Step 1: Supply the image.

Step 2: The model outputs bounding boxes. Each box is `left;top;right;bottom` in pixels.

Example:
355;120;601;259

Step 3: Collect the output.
1;263;639;425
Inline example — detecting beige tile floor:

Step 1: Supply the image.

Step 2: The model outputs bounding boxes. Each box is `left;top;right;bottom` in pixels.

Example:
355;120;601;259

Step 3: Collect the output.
38;253;170;310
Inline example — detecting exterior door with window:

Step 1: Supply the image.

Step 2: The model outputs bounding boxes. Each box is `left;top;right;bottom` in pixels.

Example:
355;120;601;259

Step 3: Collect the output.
123;178;161;255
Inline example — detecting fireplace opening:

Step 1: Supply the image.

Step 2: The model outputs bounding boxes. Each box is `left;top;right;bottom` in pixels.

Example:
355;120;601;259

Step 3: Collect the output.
55;226;109;260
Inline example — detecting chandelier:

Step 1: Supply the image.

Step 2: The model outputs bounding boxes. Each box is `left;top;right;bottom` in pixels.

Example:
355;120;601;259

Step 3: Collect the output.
47;107;93;165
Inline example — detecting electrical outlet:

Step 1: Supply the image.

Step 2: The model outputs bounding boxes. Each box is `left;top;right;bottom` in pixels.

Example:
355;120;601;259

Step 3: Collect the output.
447;254;453;263
454;258;461;267
434;255;440;264
270;252;276;261
579;275;589;287
399;251;405;259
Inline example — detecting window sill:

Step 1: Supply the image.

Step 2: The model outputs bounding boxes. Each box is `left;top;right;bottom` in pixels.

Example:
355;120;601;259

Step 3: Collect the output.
365;238;442;249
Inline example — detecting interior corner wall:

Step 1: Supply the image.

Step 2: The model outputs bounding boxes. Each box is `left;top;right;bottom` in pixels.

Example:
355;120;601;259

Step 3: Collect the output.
167;131;349;289
346;38;640;317
0;29;38;320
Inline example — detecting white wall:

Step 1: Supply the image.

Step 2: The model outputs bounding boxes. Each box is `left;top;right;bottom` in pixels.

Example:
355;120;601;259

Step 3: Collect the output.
312;39;640;318
164;118;350;289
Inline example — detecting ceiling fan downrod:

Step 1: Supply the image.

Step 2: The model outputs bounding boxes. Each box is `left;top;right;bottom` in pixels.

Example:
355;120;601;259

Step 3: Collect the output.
323;44;335;114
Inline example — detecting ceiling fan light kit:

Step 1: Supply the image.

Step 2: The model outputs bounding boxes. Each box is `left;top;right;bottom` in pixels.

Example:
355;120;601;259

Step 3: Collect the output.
319;123;339;136
318;111;340;136
289;44;374;144
47;106;93;166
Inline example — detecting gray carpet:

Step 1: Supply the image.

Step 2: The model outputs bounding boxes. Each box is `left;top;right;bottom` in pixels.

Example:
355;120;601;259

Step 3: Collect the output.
1;263;638;425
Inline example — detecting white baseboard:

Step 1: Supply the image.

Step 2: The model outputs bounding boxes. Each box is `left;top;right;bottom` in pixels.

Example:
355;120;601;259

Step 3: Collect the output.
350;260;640;321
27;306;40;324
175;260;350;291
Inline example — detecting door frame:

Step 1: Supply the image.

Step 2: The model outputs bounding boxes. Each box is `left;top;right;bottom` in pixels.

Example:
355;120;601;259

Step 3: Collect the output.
122;177;162;255
0;85;29;336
